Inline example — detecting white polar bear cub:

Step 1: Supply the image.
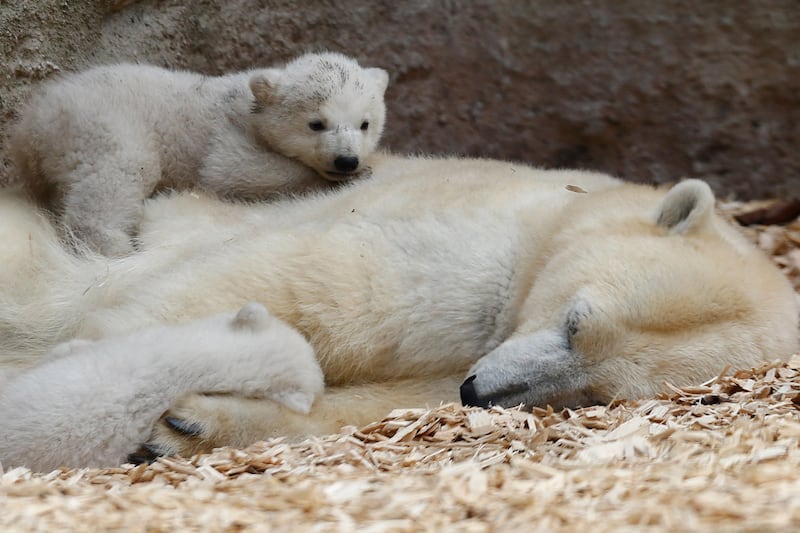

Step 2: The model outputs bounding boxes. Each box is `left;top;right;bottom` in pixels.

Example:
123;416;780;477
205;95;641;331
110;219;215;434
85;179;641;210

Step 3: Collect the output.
10;52;389;256
0;302;323;472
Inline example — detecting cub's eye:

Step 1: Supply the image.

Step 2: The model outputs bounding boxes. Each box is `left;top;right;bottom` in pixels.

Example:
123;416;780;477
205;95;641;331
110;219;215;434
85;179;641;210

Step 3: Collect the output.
360;121;369;131
308;121;325;131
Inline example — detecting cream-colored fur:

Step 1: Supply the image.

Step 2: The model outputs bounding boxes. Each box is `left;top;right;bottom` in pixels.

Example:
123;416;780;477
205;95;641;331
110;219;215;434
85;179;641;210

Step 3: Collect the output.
9;53;389;256
0;303;322;471
0;154;796;470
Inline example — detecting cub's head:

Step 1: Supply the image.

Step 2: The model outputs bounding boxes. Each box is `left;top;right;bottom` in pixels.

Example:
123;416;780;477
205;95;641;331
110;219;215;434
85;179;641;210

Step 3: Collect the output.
463;180;799;410
248;52;389;181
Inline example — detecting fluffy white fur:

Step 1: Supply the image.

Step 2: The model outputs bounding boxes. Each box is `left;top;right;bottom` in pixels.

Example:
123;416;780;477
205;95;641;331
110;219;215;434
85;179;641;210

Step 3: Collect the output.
0;303;322;472
10;52;389;256
0;154;796;470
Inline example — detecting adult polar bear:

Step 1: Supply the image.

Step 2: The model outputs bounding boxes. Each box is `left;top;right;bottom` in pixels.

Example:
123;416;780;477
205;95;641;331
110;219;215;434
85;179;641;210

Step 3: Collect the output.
0;154;797;470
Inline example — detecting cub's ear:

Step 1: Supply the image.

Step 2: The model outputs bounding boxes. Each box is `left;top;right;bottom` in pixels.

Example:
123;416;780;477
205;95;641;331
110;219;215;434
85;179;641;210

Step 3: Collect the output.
249;69;282;104
368;67;389;94
655;179;715;235
232;302;274;332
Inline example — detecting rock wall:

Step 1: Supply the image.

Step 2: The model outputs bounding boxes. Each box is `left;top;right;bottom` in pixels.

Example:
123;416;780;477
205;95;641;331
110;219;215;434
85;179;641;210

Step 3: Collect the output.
1;0;798;198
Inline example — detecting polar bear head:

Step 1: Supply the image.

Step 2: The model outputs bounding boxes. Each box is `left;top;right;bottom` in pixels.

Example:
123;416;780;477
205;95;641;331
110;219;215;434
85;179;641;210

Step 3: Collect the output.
462;180;799;410
248;52;389;181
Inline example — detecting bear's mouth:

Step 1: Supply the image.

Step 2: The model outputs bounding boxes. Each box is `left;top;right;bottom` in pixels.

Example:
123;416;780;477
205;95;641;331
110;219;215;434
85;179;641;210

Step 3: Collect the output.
324;171;357;182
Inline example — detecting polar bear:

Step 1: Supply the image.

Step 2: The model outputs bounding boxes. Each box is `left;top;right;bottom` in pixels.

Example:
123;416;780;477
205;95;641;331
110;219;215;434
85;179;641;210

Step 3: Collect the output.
9;52;389;256
0;154;796;470
0;303;323;472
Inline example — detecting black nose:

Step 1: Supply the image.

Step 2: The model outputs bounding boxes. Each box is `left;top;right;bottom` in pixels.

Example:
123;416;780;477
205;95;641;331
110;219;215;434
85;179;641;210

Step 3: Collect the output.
460;375;490;408
334;156;359;172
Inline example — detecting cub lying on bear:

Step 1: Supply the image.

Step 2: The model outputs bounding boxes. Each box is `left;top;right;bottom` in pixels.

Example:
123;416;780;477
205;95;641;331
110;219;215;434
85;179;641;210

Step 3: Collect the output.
0;154;796;471
9;52;389;256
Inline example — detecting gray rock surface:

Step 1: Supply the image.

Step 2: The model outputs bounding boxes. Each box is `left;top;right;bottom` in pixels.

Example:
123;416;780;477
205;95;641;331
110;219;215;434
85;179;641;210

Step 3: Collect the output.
1;0;798;199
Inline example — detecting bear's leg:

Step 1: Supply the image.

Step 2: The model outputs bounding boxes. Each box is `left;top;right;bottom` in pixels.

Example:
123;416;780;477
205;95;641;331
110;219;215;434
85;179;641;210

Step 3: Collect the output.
132;375;463;460
59;150;158;256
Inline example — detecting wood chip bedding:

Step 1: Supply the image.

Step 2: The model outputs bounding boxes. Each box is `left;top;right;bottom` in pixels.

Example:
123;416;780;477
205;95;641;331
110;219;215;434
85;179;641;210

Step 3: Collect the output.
1;200;799;532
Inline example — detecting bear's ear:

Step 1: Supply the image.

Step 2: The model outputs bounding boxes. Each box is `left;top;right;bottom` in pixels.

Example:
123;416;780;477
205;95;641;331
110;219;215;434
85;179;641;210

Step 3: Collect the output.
655;179;716;235
368;68;389;94
232;302;274;331
563;297;591;349
249;70;282;104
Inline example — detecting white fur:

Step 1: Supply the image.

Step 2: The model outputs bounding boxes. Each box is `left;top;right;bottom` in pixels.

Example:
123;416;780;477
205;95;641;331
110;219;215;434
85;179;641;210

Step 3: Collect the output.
0;303;322;471
0;154;796;470
10;52;389;256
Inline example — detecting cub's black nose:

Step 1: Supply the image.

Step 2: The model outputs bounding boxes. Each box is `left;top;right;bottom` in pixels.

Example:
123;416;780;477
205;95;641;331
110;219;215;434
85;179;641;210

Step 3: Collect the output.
334;156;359;172
460;374;490;408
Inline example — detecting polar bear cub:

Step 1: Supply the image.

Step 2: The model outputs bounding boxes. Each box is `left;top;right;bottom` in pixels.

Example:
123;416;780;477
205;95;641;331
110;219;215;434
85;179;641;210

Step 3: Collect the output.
10;52;389;256
0;302;324;472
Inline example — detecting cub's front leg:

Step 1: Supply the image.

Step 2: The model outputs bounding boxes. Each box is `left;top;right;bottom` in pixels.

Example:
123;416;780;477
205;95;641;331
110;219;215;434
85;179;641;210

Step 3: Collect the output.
198;128;330;199
134;375;464;460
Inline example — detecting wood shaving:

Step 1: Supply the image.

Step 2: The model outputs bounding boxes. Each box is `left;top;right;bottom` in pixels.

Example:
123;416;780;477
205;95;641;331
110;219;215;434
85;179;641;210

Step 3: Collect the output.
565;184;588;193
719;199;800;292
1;201;799;532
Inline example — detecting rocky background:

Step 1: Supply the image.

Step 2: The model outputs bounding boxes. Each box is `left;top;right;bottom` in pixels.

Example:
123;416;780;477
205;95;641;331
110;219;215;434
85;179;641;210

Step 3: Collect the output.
1;0;798;199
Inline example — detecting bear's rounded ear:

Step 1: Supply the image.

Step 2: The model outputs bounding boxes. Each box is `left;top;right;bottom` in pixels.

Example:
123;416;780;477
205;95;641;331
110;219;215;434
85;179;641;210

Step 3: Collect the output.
655;179;715;235
249;70;281;104
368;68;389;94
232;302;274;331
563;297;592;349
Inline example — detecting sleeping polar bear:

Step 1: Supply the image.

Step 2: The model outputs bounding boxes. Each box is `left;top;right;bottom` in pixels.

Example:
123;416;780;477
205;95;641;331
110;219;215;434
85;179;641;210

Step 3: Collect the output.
0;154;797;471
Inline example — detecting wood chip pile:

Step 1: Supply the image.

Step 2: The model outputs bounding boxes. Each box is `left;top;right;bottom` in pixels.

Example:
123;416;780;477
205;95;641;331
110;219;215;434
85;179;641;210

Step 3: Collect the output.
719;198;800;293
1;200;799;532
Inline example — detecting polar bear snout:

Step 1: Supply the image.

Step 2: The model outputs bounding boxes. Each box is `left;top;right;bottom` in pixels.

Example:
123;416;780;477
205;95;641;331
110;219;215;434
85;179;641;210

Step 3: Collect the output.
334;155;360;173
462;330;594;410
459;374;488;408
460;373;535;409
322;155;373;182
